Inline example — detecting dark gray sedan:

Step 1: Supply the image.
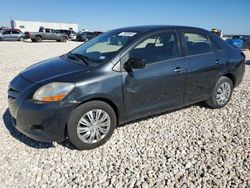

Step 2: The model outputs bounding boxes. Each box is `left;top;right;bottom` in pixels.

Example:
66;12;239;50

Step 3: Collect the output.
8;25;245;150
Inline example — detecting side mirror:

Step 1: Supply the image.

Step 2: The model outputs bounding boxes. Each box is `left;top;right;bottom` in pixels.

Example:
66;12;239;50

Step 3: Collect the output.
124;57;145;70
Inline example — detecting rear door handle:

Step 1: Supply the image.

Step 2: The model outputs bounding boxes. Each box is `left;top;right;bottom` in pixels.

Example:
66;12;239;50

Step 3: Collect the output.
174;67;184;73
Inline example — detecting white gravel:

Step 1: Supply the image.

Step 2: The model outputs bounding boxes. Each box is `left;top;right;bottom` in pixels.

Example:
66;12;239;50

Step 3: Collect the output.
0;41;249;187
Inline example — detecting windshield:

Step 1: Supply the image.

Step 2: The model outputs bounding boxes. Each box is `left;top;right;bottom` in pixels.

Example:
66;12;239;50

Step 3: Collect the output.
70;30;140;64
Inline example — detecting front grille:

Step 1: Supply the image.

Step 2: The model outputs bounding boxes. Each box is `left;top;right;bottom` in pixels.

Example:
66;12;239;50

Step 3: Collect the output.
8;74;33;101
8;87;21;101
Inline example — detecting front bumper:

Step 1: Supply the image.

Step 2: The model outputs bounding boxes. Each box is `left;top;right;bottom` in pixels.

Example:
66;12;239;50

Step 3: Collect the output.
7;76;77;143
9;100;72;142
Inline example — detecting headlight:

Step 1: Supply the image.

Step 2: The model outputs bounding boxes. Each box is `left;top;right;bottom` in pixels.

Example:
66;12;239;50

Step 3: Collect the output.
33;82;75;102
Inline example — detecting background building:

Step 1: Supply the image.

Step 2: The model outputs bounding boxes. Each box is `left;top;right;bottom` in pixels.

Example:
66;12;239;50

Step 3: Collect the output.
11;20;78;32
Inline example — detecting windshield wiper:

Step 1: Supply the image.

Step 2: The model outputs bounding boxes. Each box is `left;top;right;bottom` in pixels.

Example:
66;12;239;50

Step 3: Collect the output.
67;52;89;65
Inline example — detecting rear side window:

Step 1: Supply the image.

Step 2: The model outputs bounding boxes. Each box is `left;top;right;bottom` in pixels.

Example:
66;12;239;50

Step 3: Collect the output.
210;38;220;51
184;32;212;55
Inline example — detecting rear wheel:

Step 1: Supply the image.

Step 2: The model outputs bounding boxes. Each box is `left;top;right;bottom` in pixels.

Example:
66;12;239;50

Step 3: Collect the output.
0;37;2;41
67;101;117;150
35;36;42;42
206;76;233;108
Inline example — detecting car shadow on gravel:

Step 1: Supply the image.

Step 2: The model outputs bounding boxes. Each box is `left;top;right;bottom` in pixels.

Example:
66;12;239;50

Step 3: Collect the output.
118;102;208;128
246;60;250;65
3;109;54;149
2;102;209;150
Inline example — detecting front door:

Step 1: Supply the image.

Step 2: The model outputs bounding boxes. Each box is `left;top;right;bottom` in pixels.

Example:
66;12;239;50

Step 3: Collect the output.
10;30;20;40
122;31;186;119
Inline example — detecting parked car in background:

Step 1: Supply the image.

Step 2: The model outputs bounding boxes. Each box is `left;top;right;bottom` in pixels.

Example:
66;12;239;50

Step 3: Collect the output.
55;29;77;40
8;25;245;150
24;32;30;39
232;35;250;50
0;26;10;31
0;29;25;41
27;27;68;42
225;38;243;49
93;31;103;36
76;31;95;42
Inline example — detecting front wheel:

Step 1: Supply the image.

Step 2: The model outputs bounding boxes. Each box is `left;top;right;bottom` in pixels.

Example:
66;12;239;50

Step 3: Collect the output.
206;76;233;108
19;37;24;41
67;101;117;150
60;37;67;42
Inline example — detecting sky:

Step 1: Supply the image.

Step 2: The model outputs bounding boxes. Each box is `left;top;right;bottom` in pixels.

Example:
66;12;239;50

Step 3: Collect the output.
0;0;249;34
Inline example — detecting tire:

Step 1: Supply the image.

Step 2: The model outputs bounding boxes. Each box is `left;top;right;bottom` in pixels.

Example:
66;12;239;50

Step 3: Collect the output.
206;76;233;109
0;37;2;41
67;101;117;150
31;39;36;42
35;36;42;42
60;37;67;42
19;37;24;41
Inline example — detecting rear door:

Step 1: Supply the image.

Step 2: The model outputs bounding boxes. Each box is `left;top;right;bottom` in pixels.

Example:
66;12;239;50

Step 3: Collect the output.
122;31;187;119
51;29;60;40
181;31;225;104
2;30;11;40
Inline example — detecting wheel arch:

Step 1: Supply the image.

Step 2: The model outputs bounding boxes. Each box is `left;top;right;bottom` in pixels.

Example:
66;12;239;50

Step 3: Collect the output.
223;73;236;87
77;97;119;121
35;35;43;39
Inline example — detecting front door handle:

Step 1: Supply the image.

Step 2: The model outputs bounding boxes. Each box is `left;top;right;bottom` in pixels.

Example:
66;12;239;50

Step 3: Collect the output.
174;67;184;73
215;59;223;65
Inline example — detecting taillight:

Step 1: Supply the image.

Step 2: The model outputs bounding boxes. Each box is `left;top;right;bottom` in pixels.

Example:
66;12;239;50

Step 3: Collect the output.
241;52;246;63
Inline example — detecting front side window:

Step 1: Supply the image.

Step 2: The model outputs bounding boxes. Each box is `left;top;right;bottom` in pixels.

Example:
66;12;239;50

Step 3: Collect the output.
130;32;180;64
70;30;140;64
184;32;212;55
12;31;19;34
45;29;50;33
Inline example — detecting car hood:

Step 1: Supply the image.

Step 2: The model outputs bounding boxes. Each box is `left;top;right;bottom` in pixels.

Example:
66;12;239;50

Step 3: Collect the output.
21;56;90;83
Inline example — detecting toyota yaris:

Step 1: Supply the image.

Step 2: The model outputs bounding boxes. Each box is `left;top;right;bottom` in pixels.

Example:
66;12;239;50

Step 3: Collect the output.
8;26;245;150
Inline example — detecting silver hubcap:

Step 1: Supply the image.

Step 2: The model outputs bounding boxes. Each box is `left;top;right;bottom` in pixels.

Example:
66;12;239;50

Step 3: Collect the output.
216;82;231;105
77;109;111;144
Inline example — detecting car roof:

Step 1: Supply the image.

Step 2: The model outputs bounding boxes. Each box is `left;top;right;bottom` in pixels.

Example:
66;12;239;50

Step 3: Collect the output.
113;25;209;33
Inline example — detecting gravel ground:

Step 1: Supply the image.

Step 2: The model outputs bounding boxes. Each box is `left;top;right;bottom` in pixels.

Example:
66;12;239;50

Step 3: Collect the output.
0;41;249;187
